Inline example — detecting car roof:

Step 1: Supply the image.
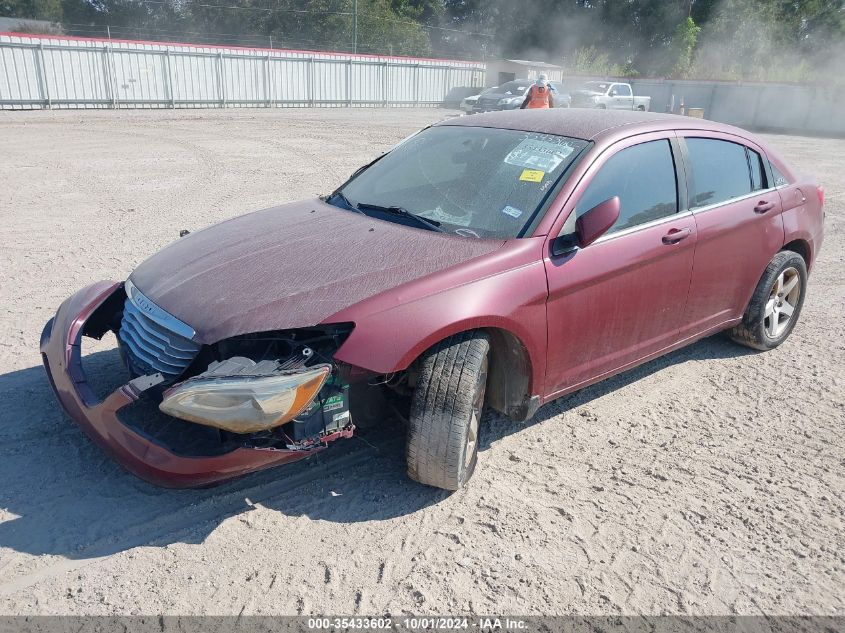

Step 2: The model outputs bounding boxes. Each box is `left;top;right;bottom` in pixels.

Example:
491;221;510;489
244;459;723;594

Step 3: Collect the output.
438;109;751;144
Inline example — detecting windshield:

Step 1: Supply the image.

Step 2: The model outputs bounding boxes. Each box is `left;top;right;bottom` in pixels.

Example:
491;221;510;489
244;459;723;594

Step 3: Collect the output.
498;81;530;95
583;81;610;92
333;126;587;239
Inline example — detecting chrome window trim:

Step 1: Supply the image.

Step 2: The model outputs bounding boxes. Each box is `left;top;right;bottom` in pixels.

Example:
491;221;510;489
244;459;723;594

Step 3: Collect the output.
688;186;777;214
593;209;694;244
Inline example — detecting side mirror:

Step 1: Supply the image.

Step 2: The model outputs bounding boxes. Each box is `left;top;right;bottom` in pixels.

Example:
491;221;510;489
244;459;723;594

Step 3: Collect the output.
575;196;620;247
609;89;617;97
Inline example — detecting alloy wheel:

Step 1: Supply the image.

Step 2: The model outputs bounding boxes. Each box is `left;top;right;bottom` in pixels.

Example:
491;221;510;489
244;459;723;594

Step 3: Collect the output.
463;356;488;471
765;267;801;339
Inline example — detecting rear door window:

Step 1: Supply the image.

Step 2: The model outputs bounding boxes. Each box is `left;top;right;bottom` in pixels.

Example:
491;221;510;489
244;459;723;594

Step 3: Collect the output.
685;138;752;208
575;139;678;235
747;148;767;191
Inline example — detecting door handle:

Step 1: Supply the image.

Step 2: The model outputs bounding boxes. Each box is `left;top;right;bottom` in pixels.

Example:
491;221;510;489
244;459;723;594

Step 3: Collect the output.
754;200;775;213
662;227;692;244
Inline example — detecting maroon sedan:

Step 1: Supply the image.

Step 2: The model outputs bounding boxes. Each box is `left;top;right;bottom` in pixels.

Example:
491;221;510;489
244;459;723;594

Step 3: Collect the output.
41;110;824;490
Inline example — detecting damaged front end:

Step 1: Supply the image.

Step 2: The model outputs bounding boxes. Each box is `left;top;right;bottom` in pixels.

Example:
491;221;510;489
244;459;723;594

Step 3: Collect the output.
40;280;358;488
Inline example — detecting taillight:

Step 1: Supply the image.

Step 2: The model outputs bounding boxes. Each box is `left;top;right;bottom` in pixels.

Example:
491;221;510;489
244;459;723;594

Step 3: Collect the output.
817;186;825;207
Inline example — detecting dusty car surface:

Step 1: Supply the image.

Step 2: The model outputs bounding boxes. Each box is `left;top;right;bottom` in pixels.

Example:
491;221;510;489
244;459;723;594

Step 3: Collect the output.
41;109;824;490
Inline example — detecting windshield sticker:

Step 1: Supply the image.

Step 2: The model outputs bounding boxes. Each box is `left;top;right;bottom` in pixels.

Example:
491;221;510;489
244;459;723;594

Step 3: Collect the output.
504;138;575;172
519;168;545;183
501;205;523;219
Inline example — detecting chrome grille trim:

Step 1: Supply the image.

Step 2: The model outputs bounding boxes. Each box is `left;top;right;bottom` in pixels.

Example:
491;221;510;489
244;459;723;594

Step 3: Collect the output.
118;280;200;380
124;279;196;340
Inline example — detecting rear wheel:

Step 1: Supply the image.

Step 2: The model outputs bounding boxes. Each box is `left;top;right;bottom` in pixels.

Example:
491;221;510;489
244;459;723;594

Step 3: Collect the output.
729;250;807;351
406;332;489;491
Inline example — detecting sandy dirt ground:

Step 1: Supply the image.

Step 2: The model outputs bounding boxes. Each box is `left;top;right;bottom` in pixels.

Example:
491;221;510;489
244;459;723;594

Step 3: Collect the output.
0;108;842;616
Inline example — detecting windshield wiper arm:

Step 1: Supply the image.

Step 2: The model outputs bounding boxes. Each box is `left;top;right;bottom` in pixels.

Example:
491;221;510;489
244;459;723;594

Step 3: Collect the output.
357;203;444;233
328;190;364;214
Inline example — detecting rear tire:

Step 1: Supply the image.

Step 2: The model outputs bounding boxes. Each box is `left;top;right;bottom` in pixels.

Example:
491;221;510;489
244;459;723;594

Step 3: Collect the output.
406;332;489;491
729;250;807;351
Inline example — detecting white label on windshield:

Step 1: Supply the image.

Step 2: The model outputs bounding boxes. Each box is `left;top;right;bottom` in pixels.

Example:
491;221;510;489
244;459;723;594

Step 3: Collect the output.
504;138;575;173
501;205;523;218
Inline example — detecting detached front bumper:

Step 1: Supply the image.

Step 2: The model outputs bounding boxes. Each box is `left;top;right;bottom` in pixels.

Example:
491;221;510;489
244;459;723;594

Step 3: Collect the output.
40;281;350;488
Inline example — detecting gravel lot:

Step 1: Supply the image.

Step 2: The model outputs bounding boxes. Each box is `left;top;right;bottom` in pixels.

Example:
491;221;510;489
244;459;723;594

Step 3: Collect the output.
0;108;842;616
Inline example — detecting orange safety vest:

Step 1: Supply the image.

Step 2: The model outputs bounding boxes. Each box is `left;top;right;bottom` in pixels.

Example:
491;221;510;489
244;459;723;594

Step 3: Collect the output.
525;84;551;109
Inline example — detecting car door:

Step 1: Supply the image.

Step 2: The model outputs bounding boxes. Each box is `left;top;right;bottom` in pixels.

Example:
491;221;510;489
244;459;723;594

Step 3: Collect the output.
543;133;697;398
677;134;785;338
611;83;634;109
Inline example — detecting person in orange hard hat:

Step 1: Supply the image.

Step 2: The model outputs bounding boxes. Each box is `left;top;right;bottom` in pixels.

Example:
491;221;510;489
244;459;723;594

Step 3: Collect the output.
520;74;555;109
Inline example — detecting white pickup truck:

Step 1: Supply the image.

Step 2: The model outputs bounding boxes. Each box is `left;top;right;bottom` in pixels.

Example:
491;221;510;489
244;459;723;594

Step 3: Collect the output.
570;81;650;111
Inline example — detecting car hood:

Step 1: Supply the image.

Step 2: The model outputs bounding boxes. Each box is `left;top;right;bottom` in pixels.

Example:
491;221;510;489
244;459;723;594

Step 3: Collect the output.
129;199;504;344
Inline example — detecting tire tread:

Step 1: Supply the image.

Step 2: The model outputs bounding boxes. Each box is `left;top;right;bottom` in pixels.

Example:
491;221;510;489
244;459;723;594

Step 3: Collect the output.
406;331;490;490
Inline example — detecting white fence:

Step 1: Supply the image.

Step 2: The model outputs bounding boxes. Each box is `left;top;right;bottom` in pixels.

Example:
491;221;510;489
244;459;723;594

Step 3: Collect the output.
0;33;485;109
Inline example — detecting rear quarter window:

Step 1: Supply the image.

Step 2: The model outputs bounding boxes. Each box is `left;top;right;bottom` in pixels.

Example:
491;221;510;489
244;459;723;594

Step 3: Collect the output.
770;161;789;187
685;138;752;208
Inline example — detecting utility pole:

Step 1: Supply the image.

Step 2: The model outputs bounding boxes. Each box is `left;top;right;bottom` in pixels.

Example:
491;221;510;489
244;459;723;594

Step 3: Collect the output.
353;0;358;54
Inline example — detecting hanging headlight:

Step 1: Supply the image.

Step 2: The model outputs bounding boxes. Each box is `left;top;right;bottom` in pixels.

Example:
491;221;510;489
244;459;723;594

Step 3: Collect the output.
159;364;331;434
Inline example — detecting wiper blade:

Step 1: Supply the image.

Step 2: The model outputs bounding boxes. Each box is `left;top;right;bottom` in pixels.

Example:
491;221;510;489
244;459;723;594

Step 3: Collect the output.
357;203;444;233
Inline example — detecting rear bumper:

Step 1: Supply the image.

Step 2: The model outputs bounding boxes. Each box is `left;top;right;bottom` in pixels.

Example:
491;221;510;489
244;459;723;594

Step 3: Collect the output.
40;281;345;488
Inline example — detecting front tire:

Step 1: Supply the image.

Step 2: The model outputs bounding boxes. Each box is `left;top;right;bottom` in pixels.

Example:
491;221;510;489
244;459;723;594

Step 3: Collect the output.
729;250;807;351
406;332;489;491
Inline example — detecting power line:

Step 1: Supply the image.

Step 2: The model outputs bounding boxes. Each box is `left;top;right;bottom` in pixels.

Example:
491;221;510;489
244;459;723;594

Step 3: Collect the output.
140;0;353;16
360;13;494;37
137;0;495;37
56;21;485;59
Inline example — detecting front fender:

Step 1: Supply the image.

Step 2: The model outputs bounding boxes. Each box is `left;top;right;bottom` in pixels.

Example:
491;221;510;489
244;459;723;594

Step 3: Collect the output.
327;238;549;397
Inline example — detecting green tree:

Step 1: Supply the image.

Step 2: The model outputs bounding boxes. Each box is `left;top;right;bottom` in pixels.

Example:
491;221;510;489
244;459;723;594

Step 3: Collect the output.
690;0;844;81
357;0;432;54
1;0;62;21
672;16;700;77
